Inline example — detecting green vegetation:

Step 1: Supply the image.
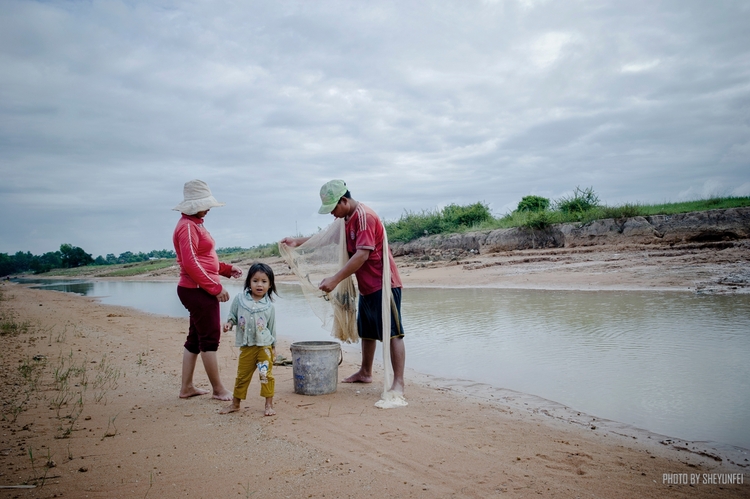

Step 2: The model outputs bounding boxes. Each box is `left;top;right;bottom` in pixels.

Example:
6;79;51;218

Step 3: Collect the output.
1;243;281;278
217;243;280;262
39;259;177;278
516;195;550;212
385;190;750;241
2;191;748;276
385;202;493;242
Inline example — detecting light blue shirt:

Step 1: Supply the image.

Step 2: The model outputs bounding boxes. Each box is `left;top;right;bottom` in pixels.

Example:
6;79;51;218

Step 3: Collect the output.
226;291;276;347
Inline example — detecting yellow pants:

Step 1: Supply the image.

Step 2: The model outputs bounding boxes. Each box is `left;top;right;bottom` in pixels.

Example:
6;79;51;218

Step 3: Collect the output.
233;345;274;400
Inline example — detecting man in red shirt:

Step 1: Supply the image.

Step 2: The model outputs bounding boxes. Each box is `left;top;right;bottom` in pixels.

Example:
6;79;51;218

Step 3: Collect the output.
282;180;406;394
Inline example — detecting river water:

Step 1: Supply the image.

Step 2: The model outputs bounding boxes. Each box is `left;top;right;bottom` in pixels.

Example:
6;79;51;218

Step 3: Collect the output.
20;278;750;452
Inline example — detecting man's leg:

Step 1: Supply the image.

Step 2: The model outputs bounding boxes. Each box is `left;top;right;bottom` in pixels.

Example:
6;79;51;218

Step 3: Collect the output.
200;350;232;401
180;348;209;398
389;336;405;394
342;339;377;383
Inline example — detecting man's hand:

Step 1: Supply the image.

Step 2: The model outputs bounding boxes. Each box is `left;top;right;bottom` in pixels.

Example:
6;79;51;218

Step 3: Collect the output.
319;276;340;294
280;236;309;248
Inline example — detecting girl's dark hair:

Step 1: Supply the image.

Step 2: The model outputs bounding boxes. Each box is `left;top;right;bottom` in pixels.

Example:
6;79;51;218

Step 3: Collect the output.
244;262;278;301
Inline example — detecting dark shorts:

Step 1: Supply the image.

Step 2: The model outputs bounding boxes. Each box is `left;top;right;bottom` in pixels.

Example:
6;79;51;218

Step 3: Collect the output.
177;286;221;353
357;287;405;341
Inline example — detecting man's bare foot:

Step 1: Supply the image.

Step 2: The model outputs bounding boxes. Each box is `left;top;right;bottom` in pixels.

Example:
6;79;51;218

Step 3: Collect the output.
390;381;405;394
212;390;233;401
264;398;275;416
179;387;209;398
342;371;372;383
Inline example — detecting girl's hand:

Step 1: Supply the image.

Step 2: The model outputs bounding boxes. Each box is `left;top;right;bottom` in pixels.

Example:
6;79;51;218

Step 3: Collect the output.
222;322;233;333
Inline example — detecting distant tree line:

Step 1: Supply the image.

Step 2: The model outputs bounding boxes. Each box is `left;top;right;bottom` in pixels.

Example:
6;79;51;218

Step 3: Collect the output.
0;245;177;277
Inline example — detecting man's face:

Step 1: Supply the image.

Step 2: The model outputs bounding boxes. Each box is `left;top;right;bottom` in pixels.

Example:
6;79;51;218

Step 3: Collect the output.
330;198;346;218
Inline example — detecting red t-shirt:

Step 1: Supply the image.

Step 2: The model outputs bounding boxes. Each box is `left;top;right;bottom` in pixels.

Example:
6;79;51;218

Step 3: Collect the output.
345;203;402;296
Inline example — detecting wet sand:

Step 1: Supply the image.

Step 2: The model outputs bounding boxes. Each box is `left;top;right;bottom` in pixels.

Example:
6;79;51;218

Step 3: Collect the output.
1;245;748;497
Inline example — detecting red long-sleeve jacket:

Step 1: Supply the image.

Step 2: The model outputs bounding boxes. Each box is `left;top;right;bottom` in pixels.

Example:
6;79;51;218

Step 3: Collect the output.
172;214;232;296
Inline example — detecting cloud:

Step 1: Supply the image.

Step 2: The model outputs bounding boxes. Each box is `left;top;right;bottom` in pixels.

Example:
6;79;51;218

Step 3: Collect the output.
1;0;749;256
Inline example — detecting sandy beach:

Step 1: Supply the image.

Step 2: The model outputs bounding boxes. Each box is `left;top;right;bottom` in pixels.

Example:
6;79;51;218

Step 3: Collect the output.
1;246;748;498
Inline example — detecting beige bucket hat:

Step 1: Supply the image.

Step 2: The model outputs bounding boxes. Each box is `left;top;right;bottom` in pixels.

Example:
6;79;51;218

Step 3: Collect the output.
173;179;225;215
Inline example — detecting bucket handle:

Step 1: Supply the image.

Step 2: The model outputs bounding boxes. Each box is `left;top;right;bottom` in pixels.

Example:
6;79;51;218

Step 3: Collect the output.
338;348;343;366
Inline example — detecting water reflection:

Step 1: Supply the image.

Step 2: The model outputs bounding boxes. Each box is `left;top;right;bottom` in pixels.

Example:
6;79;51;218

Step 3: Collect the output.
17;278;750;450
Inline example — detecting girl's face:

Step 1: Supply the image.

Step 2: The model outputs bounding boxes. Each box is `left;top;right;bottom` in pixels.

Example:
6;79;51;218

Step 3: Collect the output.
249;271;270;300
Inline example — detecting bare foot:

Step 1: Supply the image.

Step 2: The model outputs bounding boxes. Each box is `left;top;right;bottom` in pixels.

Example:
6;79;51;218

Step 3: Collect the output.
265;398;276;416
342;371;372;383
219;403;240;414
390;380;405;394
179;387;209;398
212;390;233;401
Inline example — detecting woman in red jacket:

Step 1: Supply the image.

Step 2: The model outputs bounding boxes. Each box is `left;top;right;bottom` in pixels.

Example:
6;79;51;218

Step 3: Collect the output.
173;179;242;401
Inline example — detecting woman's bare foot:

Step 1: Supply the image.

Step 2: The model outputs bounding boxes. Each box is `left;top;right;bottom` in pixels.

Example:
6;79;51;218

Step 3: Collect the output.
220;397;242;414
342;371;372;383
212;390;233;401
264;398;276;416
179;387;209;398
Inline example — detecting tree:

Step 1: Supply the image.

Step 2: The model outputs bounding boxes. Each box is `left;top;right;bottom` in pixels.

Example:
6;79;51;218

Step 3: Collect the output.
32;251;62;274
59;244;93;268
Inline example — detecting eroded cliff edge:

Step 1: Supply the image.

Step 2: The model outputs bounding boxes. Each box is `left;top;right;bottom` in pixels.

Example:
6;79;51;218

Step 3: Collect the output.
391;207;750;257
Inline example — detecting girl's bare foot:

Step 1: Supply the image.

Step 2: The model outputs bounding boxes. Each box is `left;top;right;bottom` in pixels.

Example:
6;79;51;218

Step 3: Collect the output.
264;398;276;416
179;387;209;398
220;397;241;414
342;371;372;383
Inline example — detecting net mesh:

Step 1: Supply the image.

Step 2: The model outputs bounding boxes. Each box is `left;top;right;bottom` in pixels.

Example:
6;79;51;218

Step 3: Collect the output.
278;219;359;343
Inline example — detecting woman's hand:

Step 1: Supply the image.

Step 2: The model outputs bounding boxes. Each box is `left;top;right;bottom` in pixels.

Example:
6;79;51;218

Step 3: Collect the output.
216;288;230;302
230;266;243;278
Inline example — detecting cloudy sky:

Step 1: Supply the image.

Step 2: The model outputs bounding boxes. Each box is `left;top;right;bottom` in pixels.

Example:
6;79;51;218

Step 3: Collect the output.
1;0;748;257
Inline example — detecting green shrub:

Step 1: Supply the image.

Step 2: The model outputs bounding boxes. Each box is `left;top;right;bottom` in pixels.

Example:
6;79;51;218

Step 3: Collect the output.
385;202;492;242
385;209;445;242
516;195;550;212
600;203;641;219
522;211;553;230
556;186;600;214
442;202;492;227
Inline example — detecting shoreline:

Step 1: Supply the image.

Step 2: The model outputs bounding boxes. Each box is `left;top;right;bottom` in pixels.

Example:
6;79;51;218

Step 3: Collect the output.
1;281;748;497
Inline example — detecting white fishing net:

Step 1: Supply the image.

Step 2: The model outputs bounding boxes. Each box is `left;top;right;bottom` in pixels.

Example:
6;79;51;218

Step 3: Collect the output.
278;219;359;343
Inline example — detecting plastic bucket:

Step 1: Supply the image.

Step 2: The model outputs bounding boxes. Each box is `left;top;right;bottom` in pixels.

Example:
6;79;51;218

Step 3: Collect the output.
290;341;342;395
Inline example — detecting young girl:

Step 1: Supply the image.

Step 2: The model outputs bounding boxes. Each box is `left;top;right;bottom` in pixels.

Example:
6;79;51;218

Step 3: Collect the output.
220;262;278;416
